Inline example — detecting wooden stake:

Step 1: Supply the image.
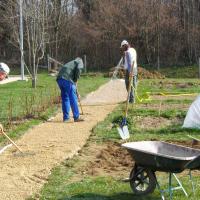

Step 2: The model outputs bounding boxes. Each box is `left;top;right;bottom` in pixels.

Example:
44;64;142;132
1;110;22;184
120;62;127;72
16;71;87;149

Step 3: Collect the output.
158;100;162;116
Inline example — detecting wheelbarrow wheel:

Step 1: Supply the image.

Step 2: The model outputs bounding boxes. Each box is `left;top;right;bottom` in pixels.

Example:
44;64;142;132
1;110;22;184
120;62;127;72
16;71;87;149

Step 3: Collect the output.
129;166;156;196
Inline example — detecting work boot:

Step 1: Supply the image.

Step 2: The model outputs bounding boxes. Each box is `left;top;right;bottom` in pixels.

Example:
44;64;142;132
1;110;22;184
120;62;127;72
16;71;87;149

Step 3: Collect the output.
63;119;70;123
74;117;84;122
129;98;134;103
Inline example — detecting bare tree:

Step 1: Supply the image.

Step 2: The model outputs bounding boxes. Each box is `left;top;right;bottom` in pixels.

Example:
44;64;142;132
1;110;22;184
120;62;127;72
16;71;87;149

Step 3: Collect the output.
23;0;48;88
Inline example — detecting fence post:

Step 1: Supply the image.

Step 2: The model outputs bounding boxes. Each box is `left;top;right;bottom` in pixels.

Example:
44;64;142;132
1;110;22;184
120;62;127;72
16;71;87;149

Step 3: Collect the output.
47;54;50;72
199;57;200;79
84;54;87;73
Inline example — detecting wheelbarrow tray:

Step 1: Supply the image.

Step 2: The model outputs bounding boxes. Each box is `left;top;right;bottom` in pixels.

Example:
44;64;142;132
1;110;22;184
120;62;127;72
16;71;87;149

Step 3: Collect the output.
122;141;200;173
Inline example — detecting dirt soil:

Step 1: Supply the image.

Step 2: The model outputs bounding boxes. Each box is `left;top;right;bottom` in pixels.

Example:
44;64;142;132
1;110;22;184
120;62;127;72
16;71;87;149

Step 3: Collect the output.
84;142;133;177
158;80;200;89
135;116;182;129
152;94;197;101
108;66;165;79
65;141;134;185
135;103;190;111
0;79;127;200
68;140;200;185
137;67;165;79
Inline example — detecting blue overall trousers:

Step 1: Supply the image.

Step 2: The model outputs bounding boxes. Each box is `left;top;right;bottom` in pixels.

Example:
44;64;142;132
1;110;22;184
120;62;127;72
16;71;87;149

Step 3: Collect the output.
57;78;79;121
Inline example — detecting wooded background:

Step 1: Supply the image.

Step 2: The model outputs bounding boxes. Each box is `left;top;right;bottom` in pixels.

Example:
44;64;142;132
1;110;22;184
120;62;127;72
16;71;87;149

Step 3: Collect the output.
0;0;200;70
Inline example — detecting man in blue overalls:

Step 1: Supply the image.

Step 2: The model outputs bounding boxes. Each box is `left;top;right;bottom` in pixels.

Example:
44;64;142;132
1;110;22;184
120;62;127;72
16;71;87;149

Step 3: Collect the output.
56;57;84;122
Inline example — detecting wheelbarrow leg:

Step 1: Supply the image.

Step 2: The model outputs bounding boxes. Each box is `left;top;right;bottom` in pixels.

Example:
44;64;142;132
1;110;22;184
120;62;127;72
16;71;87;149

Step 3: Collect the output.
188;170;195;195
173;173;188;197
154;174;165;200
169;173;173;200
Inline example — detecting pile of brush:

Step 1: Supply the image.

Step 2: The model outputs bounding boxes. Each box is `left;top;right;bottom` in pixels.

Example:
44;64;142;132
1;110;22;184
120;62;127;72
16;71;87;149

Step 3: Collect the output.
107;66;165;79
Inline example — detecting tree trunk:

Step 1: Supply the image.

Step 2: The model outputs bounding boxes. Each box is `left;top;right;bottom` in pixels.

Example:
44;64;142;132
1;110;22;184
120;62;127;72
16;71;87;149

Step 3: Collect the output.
32;76;37;89
157;1;161;70
32;55;36;88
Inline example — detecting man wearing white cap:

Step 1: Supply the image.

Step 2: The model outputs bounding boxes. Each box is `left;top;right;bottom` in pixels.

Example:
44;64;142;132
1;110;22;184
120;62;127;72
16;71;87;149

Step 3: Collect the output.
120;40;137;103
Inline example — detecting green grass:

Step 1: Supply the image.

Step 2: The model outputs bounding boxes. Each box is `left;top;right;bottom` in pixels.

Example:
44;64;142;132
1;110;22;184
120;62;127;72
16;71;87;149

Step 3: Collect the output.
0;72;108;144
37;78;200;200
92;78;200;142
0;73;59;121
37;158;200;200
159;65;200;78
0;73;108;121
137;79;200;95
143;65;199;78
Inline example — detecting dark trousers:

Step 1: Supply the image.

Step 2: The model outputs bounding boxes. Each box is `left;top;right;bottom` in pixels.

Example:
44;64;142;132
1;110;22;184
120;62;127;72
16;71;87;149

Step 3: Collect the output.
125;70;137;103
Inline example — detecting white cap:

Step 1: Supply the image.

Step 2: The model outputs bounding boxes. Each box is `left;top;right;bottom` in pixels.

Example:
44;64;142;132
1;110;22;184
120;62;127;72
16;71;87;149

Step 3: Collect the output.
121;40;129;47
0;63;10;74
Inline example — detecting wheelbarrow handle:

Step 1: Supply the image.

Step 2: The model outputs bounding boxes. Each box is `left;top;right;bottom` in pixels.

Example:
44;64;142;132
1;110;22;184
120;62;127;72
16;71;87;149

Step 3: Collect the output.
187;135;200;142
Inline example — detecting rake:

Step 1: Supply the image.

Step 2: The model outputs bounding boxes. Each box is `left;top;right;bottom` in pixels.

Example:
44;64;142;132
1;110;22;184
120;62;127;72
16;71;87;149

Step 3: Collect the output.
0;124;23;153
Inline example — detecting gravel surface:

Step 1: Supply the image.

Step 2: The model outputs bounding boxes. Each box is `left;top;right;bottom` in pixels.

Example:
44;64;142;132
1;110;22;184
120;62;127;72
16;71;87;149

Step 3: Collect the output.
0;79;126;200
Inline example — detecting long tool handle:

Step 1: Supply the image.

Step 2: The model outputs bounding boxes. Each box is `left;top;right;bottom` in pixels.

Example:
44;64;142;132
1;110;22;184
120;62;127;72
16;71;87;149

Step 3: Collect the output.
187;135;200;142
0;127;23;153
76;89;84;115
48;57;64;66
124;63;134;118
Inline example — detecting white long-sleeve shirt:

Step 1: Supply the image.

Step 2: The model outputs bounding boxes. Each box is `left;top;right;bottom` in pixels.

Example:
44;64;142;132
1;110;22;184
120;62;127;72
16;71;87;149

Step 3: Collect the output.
124;47;137;75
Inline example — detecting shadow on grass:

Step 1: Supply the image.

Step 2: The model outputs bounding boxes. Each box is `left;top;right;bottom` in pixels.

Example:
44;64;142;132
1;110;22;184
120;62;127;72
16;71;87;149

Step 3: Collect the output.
59;193;160;200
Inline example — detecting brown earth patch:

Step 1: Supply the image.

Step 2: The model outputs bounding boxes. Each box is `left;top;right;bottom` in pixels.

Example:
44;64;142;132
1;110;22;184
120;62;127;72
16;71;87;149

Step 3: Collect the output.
135;116;182;129
138;67;165;79
158;81;200;89
84;142;133;177
72;140;200;181
68;141;134;182
136;103;189;111
107;67;165;79
152;94;197;101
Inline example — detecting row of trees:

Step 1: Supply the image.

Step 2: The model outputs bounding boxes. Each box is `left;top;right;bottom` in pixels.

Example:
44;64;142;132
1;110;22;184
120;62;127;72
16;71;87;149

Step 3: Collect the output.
77;0;200;69
0;0;200;84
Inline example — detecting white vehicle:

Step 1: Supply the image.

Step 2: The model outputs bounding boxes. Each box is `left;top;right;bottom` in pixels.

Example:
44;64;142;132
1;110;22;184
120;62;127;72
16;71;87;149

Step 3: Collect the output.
0;63;10;74
183;95;200;129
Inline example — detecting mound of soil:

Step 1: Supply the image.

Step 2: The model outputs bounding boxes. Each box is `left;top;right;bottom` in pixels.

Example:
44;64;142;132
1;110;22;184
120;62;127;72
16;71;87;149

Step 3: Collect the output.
138;67;165;79
107;67;165;79
79;140;200;178
83;142;134;176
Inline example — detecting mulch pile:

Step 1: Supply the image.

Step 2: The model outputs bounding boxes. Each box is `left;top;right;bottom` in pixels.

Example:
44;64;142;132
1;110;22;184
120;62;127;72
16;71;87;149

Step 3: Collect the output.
138;67;165;79
107;66;165;79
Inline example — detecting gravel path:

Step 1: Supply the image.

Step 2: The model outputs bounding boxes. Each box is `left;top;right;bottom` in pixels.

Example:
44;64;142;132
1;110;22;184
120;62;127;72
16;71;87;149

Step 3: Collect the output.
0;79;126;200
0;76;28;85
